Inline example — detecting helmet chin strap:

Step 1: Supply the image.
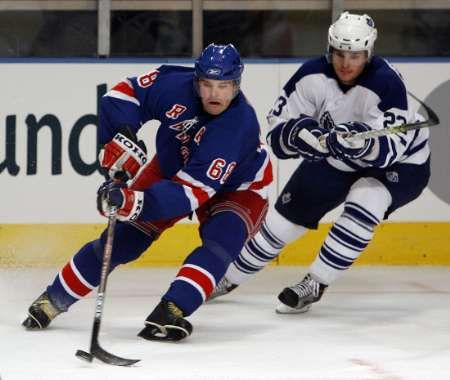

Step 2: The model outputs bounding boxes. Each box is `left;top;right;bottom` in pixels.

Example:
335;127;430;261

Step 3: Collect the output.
231;80;240;98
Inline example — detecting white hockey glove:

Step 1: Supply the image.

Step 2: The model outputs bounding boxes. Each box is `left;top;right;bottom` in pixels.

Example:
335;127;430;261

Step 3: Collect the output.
326;122;374;160
99;126;148;181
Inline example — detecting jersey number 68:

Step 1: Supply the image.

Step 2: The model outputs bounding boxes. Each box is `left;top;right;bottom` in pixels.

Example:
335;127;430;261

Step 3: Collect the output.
207;159;236;184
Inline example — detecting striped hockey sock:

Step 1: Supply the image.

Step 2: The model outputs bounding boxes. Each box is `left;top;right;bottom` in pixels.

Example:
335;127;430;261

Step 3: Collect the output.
310;202;380;285
226;217;306;285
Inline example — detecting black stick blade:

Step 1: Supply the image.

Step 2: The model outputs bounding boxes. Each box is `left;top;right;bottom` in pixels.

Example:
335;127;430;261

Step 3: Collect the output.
91;343;140;366
408;91;440;126
75;349;94;362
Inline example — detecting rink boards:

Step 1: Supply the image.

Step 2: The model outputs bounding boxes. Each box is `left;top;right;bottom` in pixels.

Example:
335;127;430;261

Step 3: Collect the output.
2;222;450;267
1;59;450;267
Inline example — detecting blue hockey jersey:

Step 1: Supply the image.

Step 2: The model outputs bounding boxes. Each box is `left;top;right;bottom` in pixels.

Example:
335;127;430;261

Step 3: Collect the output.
99;65;272;222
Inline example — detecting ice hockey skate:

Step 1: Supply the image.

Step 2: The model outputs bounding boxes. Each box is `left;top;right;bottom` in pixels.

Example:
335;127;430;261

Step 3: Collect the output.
208;276;238;301
276;274;327;314
138;299;193;342
22;291;64;329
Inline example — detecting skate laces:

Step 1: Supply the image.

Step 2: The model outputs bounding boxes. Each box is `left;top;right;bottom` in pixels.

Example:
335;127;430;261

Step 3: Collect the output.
290;275;320;299
33;293;62;319
216;277;232;293
167;301;184;318
209;277;237;300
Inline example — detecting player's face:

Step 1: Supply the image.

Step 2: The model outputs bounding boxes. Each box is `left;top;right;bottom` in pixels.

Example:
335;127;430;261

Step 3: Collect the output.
198;78;237;115
331;49;368;85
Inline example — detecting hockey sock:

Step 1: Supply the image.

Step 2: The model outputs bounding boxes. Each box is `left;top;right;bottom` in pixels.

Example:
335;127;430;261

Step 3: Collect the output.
225;207;306;285
47;223;154;311
310;202;380;285
47;240;102;311
164;212;247;316
309;177;391;285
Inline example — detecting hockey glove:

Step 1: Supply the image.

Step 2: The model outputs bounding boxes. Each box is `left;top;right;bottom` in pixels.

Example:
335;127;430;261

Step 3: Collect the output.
97;180;144;222
98;126;148;181
283;115;329;162
326;122;375;160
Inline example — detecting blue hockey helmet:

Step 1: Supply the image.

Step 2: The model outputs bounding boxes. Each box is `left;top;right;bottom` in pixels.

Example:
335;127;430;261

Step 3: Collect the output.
195;43;244;84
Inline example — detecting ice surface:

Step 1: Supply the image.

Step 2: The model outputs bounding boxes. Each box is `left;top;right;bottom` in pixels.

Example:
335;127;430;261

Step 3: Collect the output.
1;266;450;380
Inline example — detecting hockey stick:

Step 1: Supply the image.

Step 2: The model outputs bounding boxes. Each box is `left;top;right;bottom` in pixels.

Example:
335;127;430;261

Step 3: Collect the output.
345;91;440;142
316;91;440;146
75;205;140;366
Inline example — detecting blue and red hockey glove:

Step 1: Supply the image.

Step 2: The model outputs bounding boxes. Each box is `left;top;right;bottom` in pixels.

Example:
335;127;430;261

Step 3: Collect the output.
98;126;148;181
96;180;144;222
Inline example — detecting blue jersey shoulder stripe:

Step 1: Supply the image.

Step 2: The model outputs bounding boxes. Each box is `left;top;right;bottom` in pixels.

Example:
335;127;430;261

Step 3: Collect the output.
283;56;407;113
358;57;408;112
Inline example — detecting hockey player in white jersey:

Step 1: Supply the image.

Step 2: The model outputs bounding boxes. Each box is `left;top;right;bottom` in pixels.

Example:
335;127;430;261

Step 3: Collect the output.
211;12;431;313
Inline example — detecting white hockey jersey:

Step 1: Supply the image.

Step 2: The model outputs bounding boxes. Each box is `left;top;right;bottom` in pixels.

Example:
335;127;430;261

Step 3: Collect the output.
267;56;430;171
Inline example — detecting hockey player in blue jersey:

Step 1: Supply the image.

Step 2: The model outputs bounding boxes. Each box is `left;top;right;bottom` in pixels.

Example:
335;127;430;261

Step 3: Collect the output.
22;43;272;340
211;12;431;313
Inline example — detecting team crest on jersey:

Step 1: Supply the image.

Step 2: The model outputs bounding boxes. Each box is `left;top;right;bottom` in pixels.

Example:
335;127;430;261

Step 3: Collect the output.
281;192;292;204
194;126;206;145
386;171;399;183
165;104;187;119
169;117;199;143
319;112;336;131
180;146;190;164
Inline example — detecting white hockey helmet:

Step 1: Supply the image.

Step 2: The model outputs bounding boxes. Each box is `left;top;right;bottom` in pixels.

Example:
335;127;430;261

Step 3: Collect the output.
328;11;378;60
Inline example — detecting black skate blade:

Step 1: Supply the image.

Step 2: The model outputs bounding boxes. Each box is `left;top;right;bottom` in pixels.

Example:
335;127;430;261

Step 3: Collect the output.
138;324;191;342
22;315;41;330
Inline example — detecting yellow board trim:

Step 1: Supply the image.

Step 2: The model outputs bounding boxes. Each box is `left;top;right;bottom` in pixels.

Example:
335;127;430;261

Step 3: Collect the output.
279;222;450;265
1;222;449;268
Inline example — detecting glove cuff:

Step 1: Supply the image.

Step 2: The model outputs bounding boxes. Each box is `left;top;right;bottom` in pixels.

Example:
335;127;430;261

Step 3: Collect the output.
118;189;144;221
